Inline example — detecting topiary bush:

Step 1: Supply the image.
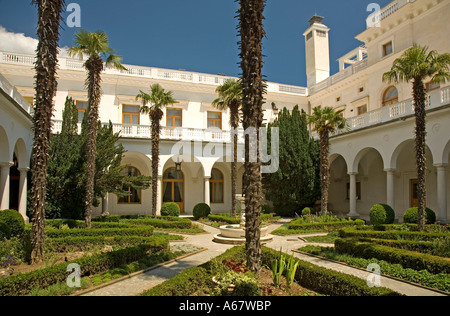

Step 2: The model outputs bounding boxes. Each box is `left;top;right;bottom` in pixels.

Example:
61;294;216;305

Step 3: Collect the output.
160;203;180;217
301;207;312;216
403;207;436;225
0;210;25;237
370;204;395;226
0;220;11;239
193;203;211;220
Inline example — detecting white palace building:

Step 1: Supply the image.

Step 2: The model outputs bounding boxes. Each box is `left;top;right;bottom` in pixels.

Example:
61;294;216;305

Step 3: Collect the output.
0;0;449;223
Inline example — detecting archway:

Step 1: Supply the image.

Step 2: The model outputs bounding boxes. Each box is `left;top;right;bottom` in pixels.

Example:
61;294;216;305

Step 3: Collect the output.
328;154;348;215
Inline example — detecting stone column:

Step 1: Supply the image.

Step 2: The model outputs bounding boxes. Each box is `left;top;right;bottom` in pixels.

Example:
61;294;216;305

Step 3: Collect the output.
156;176;162;216
18;167;30;223
101;194;109;216
385;168;396;209
348;172;358;217
435;164;448;222
204;177;211;206
0;162;12;210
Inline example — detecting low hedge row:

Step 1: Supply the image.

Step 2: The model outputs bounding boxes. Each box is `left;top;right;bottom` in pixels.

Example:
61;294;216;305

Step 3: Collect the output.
46;235;171;252
288;219;365;231
353;237;438;256
338;227;448;241
334;238;450;275
120;218;192;229
45;226;154;239
142;246;401;296
207;214;241;225
0;238;168;296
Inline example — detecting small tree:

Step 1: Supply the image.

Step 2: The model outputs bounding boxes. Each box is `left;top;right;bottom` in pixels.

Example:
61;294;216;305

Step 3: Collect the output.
263;106;320;216
307;106;347;215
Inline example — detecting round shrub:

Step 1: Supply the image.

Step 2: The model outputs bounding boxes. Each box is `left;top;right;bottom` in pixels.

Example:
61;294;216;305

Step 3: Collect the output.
160;203;180;217
403;207;436;225
370;204;395;226
193;203;211;220
0;220;11;239
301;207;312;216
0;210;25;237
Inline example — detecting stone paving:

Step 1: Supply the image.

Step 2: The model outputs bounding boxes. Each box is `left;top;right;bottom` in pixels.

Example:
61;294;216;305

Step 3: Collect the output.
79;220;447;297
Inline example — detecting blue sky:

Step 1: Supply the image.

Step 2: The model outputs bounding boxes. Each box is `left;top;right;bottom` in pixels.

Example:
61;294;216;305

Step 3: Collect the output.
0;0;392;87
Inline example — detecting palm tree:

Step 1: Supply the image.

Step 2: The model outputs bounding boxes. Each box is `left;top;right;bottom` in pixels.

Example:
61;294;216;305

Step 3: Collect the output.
238;0;267;273
136;84;177;218
68;30;126;228
307;106;347;216
383;44;450;231
212;79;243;218
30;0;65;264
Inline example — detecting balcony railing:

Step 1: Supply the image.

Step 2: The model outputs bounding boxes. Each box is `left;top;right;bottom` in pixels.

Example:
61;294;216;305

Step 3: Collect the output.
51;121;245;143
0;50;308;96
315;86;450;138
0;73;33;116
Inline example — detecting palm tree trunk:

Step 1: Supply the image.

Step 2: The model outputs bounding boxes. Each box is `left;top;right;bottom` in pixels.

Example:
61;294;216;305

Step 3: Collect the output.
30;0;65;264
84;55;104;228
239;0;266;273
413;78;427;231
150;109;163;218
319;130;330;215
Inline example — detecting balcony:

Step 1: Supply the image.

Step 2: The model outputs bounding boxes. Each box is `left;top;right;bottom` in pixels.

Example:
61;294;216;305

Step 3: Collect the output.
51;121;245;143
0;73;33;116
334;85;450;136
0;51;308;97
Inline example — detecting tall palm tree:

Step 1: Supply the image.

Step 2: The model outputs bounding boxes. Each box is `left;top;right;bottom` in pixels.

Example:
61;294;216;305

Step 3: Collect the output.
307;106;347;216
68;30;126;228
212;79;243;217
383;44;450;231
238;0;267;273
136;84;177;218
30;0;65;264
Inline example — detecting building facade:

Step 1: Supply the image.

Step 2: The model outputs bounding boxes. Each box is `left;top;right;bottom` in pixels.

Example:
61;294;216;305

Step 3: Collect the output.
0;0;448;222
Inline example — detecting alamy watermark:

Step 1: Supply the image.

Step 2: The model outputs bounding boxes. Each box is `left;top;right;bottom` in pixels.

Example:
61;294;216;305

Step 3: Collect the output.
66;3;81;28
169;127;280;174
366;263;382;288
66;263;81;288
366;3;382;28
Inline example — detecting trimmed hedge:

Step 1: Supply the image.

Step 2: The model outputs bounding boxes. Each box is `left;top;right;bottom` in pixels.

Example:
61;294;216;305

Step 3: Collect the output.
404;207;437;225
370;204;395;226
0;210;25;237
193;203;211;220
288;219;365;232
45;226;154;239
0;220;11;239
141;246;401;297
161;203;180;217
335;238;450;274
122;217;192;229
0;239;168;296
208;214;241;225
338;227;448;242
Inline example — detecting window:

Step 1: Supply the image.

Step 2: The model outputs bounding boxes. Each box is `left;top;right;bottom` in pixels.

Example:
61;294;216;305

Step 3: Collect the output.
316;30;327;37
426;81;440;92
359;87;365;93
357;105;368;115
382;86;398;106
207;112;222;130
166;108;182;127
346;182;362;200
306;31;313;41
336;97;341;102
210;168;224;204
76;101;88;122
118;167;142;204
122;105;140;125
382;41;393;57
163;167;184;213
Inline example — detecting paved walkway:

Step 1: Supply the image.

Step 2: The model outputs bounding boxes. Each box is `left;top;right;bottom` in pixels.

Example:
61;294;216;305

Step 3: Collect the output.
79;221;447;296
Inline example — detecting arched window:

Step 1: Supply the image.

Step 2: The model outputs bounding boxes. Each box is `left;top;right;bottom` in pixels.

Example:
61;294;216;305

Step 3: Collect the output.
382;86;398;106
163;167;184;213
210;168;224;204
118;167;142;204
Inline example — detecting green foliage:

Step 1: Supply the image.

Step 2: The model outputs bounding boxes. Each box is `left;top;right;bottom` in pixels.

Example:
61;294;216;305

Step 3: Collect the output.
270;250;286;288
338;226;448;242
0;210;25;237
334;238;450;274
288;216;365;232
45;226;154;239
403;207;437;225
212;270;261;296
0;242;167;296
262;106;320;217
47;97;151;219
0;220;10;240
160;203;180;217
193;203;211;220
370;204;395;226
301;207;312;216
